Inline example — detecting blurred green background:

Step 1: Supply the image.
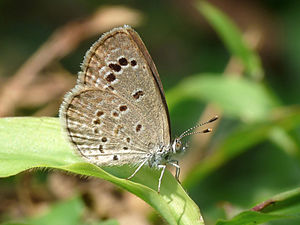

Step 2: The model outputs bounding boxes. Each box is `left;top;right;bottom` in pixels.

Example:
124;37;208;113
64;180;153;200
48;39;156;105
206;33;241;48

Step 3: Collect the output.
0;0;300;224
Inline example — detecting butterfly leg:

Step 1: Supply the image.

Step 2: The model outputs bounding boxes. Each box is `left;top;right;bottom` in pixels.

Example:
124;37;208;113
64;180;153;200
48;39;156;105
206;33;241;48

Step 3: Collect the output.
127;158;148;180
169;160;180;182
157;164;166;193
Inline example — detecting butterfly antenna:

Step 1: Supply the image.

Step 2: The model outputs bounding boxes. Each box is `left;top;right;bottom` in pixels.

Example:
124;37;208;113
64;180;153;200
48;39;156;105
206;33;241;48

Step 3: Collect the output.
179;128;213;139
178;115;218;140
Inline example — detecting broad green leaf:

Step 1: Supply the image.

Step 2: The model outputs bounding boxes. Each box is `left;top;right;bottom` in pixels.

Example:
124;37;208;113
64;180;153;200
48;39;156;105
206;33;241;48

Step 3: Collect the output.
183;107;300;188
197;1;264;80
0;117;203;225
167;74;278;121
216;187;300;225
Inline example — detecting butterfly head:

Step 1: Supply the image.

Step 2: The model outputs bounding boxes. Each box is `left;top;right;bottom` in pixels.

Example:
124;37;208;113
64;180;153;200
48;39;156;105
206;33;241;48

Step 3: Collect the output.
171;138;182;154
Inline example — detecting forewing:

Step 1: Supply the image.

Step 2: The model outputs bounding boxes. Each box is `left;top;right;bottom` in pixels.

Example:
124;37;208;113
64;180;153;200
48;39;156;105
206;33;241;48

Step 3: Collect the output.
78;25;171;146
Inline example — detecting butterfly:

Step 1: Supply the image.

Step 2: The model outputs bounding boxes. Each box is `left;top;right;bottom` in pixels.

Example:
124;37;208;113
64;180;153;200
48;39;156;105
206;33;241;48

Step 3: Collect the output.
59;25;218;193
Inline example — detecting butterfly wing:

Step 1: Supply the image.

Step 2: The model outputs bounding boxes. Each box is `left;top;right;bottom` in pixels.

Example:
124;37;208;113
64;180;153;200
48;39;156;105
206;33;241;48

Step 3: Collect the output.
61;88;164;165
60;26;171;165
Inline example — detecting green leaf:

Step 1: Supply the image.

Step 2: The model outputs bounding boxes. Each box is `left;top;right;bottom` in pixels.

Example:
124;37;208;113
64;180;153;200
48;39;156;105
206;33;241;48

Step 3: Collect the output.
268;127;300;157
26;197;84;225
183;107;300;188
197;1;264;80
167;74;278;121
1;197;119;225
93;220;119;225
216;211;287;225
252;187;300;215
216;187;300;225
0;223;32;225
0;117;203;225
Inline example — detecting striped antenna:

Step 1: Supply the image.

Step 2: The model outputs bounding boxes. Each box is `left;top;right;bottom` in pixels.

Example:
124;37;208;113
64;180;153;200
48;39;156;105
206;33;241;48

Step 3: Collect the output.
178;115;218;140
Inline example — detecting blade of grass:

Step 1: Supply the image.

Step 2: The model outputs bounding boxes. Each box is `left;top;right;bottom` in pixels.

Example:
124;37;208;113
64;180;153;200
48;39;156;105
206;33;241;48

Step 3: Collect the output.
197;1;264;80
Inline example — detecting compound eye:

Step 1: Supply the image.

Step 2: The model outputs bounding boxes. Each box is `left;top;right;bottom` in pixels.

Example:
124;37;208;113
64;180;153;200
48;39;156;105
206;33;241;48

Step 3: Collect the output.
175;140;182;150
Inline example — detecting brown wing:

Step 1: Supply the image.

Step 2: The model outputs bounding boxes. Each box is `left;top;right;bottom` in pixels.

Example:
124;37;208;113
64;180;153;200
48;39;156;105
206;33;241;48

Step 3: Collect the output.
61;87;164;166
78;25;171;146
60;26;171;165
